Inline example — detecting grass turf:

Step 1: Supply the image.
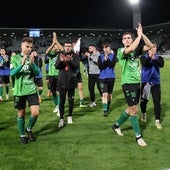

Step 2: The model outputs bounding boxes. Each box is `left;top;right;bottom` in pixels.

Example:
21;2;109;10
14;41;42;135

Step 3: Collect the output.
0;58;170;170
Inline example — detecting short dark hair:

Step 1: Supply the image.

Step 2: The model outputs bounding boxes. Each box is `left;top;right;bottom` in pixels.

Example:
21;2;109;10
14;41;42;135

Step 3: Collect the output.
88;44;96;48
64;41;72;45
122;32;134;39
102;42;111;48
31;47;37;52
151;40;158;46
22;37;33;43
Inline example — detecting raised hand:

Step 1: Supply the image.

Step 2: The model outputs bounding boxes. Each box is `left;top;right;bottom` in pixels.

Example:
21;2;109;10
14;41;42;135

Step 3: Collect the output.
136;23;143;37
52;32;58;43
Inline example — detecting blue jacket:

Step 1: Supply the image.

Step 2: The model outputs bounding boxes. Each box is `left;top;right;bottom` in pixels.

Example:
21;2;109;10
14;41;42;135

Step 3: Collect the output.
98;52;118;80
140;53;164;84
0;55;10;75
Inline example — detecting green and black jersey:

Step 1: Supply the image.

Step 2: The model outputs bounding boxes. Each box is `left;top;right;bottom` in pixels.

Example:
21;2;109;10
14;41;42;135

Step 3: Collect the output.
48;51;60;76
117;47;141;85
10;54;40;96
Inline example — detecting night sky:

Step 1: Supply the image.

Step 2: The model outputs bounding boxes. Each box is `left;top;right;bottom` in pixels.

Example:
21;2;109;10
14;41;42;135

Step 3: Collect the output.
1;0;170;29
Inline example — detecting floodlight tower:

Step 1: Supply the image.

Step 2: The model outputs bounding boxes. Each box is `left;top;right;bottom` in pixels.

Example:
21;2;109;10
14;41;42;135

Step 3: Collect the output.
128;0;141;29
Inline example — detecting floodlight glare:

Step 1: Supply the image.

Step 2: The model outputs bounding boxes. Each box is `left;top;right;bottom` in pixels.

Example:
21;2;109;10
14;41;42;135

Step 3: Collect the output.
129;0;139;5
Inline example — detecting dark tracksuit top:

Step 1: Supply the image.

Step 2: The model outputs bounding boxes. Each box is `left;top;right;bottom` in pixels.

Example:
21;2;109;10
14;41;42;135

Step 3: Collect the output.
55;52;79;89
140;53;164;84
98;52;118;80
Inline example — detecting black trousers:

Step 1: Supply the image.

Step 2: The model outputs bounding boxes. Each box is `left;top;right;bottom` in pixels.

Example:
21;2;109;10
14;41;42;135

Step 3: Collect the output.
140;83;161;120
88;74;102;102
59;88;75;119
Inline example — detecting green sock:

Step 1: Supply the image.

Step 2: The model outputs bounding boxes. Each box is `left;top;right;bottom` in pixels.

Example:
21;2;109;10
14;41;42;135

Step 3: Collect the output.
0;87;3;96
102;103;108;111
80;99;84;105
116;111;129;126
52;95;59;106
17;116;25;136
129;115;141;136
38;89;43;96
27;115;37;130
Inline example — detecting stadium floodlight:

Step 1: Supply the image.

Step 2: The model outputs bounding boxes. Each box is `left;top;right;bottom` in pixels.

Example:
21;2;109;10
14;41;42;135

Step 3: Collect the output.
128;0;141;29
128;0;140;5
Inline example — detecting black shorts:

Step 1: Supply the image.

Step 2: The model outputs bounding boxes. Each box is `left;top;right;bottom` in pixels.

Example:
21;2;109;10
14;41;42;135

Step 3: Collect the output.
76;72;82;83
100;78;115;94
0;75;10;84
122;83;140;106
14;93;39;109
49;76;59;92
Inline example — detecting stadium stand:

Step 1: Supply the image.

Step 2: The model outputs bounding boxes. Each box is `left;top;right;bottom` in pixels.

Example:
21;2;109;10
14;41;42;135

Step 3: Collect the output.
0;22;170;55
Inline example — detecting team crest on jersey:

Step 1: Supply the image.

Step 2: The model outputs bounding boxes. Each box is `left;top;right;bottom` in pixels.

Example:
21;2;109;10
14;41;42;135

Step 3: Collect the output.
22;64;29;72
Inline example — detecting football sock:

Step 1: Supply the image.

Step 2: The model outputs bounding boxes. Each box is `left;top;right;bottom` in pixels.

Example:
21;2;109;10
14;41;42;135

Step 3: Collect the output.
17;116;25;136
0;87;3;96
52;94;60;106
129;115;141;136
27;115;37;130
80;99;84;105
116;111;129;126
102;103;108;111
38;89;43;96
